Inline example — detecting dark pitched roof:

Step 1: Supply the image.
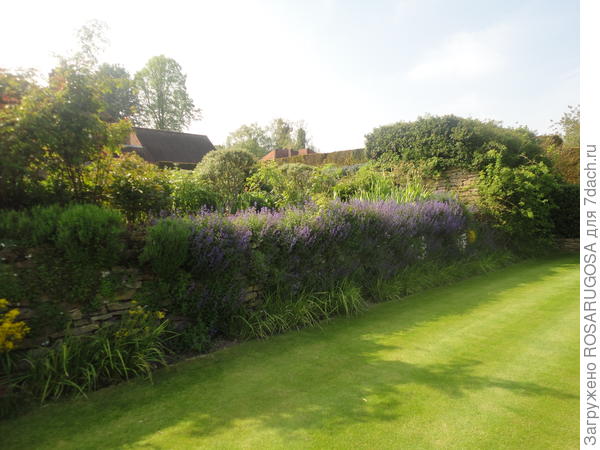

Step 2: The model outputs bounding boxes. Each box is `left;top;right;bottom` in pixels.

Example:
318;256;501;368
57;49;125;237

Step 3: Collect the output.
131;127;215;164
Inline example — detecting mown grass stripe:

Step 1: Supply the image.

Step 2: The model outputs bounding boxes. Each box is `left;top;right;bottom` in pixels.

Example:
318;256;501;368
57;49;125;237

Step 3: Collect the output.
0;255;579;449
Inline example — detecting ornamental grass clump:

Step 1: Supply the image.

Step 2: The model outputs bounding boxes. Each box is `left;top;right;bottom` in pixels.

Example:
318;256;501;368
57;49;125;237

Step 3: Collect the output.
2;304;170;407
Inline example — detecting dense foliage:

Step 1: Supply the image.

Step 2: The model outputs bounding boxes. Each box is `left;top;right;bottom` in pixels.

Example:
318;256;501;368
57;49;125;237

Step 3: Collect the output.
549;183;579;238
133;55;200;132
1;22;572;419
224;119;312;158
108;153;172;221
0;204;126;310
140;199;475;338
1;305;170;413
477;161;564;250
194;148;257;209
365;115;544;171
0;67;131;209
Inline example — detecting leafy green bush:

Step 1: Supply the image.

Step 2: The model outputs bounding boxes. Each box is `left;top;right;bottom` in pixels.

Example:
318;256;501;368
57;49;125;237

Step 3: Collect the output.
108;153;172;221
170;170;220;213
365;115;544;171
140;217;193;279
56;204;125;268
331;163;431;203
0;209;27;241
245;162;315;208
477;161;560;250
195;148;257;210
550;183;579;238
0;205;62;246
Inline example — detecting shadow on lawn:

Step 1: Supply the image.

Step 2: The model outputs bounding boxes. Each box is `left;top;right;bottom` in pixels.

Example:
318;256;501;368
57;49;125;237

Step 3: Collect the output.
1;256;579;448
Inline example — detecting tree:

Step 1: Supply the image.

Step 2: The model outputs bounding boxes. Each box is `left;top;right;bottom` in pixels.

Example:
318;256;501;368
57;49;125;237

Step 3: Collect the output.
95;63;136;122
195;149;256;207
0;68;37;108
224;119;312;157
225;123;272;158
294;127;307;150
73;20;108;70
3;66;131;205
270;118;294;149
134;55;201;131
552;105;580;148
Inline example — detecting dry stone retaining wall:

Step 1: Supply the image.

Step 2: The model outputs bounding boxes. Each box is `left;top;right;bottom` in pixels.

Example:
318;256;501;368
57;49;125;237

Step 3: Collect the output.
429;169;480;204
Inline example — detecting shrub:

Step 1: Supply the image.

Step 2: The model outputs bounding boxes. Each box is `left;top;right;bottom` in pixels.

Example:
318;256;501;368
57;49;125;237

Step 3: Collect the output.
108;153;172;221
245;162;314;208
195;148;257;210
26;205;63;246
56;204;125;268
550;183;579;238
365;115;544;171
0;209;27;241
477;161;560;250
140;217;193;279
170;170;220;213
178;198;470;337
331;163;431;203
0;205;62;246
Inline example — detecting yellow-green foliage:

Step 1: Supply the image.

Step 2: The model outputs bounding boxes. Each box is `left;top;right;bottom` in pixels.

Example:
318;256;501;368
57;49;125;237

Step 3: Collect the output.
550;147;579;184
273;148;367;166
0;299;29;352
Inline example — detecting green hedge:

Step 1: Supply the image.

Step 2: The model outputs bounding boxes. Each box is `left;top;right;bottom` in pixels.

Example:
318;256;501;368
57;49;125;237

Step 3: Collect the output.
365;115;544;171
273;149;368;166
550;184;579;238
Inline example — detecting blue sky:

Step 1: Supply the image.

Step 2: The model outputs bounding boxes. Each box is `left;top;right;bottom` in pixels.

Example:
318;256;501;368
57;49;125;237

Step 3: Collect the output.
4;0;579;151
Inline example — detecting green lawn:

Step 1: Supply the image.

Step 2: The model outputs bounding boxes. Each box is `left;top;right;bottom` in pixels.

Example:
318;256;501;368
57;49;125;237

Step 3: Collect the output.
1;256;579;449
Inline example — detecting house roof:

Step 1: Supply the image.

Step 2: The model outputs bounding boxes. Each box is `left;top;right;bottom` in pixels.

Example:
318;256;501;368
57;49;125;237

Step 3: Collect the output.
130;127;215;164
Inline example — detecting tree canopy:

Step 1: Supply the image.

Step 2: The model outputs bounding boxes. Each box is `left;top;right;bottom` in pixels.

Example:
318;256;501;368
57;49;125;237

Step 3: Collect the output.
95;63;136;123
224;118;311;158
134;55;200;131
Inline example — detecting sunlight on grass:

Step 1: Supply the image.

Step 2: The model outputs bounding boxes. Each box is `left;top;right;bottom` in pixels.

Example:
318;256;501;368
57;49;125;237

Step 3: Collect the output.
0;255;578;450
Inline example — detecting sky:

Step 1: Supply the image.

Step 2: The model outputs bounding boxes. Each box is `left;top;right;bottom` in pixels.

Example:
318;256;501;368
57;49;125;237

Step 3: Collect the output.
3;0;579;152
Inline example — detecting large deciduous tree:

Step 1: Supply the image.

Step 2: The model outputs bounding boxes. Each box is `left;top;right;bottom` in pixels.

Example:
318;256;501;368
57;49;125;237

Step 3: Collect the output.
95;63;137;123
134;55;200;131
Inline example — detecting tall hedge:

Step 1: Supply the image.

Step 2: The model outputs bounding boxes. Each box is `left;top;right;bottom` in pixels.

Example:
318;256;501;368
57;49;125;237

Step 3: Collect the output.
550;184;580;238
365;115;544;171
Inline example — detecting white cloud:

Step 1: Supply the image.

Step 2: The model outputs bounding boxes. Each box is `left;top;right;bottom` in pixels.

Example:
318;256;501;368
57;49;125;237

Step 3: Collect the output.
407;27;508;82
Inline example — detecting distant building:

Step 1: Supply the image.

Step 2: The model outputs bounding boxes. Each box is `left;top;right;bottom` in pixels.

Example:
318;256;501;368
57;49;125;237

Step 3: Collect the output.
122;127;215;168
260;148;315;161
